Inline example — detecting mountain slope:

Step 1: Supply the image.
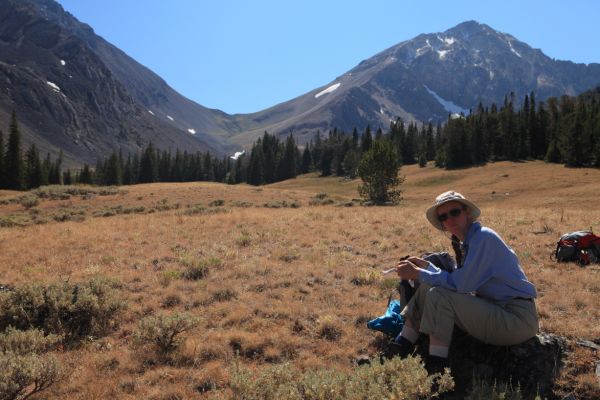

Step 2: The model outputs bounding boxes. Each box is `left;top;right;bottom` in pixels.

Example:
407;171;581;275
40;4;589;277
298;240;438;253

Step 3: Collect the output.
0;0;231;166
229;21;600;146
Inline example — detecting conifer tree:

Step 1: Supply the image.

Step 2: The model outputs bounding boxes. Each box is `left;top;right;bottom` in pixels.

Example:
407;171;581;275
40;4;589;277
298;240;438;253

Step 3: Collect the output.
122;154;134;185
403;123;418;164
63;170;72;185
139;143;158;183
357;139;403;204
47;150;63;185
105;151;122;185
79;164;93;184
424;123;435;161
319;146;334;176
24;144;43;189
247;141;265;185
563;99;588;167
41;153;51;186
276;134;297;181
203;152;215;181
300;146;312;174
5;110;23;190
342;149;360;178
351;128;360;149
361;126;373;153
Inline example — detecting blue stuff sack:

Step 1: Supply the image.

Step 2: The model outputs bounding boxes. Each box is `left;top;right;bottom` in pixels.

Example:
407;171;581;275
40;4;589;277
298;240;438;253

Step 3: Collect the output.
366;299;405;337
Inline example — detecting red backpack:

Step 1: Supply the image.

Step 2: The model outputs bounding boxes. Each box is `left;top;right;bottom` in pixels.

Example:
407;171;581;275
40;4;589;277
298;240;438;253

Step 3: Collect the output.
554;231;600;265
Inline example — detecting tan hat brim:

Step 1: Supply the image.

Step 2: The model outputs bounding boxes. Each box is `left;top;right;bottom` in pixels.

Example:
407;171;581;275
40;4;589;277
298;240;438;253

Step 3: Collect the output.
426;199;481;230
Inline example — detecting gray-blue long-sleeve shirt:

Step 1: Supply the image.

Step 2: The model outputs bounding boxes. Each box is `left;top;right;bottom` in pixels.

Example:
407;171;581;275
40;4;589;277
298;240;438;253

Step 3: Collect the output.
419;222;537;301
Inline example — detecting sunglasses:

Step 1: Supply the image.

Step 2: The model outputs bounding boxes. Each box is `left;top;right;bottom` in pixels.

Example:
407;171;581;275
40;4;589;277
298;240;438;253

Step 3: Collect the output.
437;207;464;222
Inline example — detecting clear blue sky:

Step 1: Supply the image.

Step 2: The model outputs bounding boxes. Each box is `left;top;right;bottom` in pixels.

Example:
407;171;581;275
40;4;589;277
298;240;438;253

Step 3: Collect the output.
57;0;600;114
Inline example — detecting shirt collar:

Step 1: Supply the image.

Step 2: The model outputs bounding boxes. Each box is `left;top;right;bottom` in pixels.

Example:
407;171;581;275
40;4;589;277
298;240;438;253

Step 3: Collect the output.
464;221;481;244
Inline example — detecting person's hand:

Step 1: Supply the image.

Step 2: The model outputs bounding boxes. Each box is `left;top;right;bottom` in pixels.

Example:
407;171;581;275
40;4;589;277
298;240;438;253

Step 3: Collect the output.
405;256;429;269
395;259;422;280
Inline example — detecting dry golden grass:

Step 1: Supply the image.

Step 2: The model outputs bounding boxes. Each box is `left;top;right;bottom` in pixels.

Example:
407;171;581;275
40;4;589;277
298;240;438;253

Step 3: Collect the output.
0;160;599;399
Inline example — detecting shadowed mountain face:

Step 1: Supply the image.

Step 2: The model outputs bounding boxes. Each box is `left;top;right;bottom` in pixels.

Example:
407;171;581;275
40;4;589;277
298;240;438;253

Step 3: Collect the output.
228;20;600;146
2;0;600;165
0;0;234;166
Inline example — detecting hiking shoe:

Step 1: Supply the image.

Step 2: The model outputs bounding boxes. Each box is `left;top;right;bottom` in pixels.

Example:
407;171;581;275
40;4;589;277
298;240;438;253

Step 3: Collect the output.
388;336;415;359
425;355;449;375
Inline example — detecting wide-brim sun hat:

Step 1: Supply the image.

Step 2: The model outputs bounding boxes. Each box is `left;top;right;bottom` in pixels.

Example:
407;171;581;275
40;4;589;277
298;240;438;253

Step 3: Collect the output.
426;191;481;231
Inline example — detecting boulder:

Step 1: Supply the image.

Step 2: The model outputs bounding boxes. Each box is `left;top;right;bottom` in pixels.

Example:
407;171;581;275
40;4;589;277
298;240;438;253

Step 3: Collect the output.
382;329;567;399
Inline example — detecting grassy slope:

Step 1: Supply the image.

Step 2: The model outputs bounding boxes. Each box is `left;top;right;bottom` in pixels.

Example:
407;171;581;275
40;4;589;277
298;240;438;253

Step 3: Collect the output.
0;160;598;399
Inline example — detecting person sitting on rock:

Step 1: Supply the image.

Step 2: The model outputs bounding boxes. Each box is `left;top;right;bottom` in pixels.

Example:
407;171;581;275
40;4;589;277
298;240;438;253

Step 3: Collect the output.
393;191;539;374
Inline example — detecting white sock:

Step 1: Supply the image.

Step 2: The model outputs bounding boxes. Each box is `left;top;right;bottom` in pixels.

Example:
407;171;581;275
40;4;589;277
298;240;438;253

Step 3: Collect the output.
429;344;449;358
399;325;419;344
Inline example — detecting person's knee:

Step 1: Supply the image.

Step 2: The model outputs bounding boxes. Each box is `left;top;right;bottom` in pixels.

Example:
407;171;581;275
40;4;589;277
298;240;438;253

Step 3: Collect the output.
425;286;451;302
423;286;455;314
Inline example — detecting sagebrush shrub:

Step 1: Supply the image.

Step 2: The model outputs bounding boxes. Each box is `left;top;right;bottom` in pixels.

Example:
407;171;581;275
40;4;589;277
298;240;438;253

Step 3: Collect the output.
0;351;61;400
0;327;61;355
180;257;220;281
0;278;125;344
0;328;62;400
228;356;454;400
133;312;200;361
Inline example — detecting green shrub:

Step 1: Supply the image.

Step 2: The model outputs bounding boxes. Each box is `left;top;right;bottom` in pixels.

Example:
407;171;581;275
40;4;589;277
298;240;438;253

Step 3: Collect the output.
180;257;215;281
18;195;39;209
263;200;301;208
0;328;61;355
309;195;335;206
236;231;252;247
133;312;200;360
0;278;125;344
0;328;62;400
210;288;237;303
52;208;86;222
31;185;121;200
317;316;343;341
228;356;453;400
0;351;61;400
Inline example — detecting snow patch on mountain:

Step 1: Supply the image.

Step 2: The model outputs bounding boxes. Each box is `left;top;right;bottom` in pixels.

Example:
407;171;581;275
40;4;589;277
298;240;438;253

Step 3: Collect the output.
437;50;449;60
167;115;174;121
444;36;456;46
231;150;245;160
507;41;522;58
46;81;60;92
424;85;469;115
187;128;196;134
60;60;66;66
148;110;155;115
315;83;341;98
416;39;432;57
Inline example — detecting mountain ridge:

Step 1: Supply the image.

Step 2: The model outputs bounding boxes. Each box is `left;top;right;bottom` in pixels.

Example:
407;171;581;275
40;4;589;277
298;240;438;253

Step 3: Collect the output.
0;0;231;166
228;20;600;146
2;0;600;165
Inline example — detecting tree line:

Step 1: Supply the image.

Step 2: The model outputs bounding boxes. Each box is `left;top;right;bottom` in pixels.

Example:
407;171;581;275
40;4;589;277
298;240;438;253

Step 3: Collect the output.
1;87;599;191
0;111;65;190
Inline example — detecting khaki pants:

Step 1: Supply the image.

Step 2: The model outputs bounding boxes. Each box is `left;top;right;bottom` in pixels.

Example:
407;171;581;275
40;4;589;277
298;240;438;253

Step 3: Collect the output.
402;283;539;345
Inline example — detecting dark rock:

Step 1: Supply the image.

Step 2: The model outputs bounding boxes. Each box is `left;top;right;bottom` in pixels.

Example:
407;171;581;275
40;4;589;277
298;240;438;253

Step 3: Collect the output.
447;330;566;398
381;329;566;399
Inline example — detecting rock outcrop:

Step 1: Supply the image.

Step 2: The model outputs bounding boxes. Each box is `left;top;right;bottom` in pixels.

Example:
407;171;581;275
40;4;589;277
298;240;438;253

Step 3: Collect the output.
380;329;567;399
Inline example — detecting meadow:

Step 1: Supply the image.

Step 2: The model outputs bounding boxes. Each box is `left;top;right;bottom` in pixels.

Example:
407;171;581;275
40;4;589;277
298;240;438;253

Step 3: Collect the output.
0;160;598;399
